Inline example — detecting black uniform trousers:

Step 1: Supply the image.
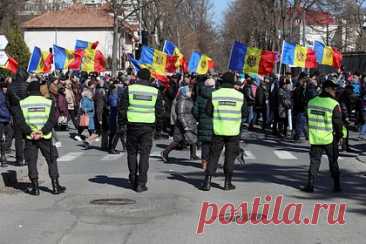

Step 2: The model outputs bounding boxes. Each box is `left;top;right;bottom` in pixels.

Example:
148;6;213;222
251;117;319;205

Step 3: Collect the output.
206;135;240;176
309;142;340;179
14;126;25;162
25;138;59;180
126;125;154;185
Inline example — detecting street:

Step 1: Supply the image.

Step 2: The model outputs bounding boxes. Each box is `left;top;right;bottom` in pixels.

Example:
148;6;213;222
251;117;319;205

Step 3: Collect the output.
0;130;365;244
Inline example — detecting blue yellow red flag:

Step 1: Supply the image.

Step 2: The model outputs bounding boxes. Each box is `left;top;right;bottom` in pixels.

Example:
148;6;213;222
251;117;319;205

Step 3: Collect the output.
188;51;214;75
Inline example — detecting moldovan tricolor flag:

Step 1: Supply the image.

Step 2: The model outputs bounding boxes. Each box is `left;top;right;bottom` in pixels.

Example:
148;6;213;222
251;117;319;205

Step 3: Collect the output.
163;40;188;72
27;47;53;73
228;41;276;75
313;41;342;69
139;46;178;75
80;48;106;73
53;45;83;70
188;51;214;75
281;41;317;68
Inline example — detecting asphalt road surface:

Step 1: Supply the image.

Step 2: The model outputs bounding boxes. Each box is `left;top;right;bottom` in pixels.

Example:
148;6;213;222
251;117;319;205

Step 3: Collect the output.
0;130;365;244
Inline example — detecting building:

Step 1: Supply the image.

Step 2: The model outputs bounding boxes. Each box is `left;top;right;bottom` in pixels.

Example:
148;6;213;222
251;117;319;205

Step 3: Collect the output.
22;4;139;69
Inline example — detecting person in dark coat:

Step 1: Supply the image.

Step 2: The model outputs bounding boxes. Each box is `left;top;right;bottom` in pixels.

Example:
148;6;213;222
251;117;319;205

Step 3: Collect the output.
192;78;215;170
293;75;308;142
8;68;28;165
55;87;69;131
244;77;257;130
94;80;109;150
277;78;292;138
161;85;199;162
255;78;270;131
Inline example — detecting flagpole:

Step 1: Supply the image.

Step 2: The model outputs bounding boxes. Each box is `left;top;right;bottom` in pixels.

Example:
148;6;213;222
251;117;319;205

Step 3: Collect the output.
278;40;284;77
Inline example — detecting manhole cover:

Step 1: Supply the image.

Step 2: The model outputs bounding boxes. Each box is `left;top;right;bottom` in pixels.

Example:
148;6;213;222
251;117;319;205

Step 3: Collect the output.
90;198;136;206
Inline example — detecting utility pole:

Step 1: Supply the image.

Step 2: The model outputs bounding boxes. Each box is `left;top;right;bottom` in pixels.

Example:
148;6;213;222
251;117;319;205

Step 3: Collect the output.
139;0;143;44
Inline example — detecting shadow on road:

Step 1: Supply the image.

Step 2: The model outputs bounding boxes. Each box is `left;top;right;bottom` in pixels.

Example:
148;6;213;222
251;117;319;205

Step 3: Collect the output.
89;175;132;190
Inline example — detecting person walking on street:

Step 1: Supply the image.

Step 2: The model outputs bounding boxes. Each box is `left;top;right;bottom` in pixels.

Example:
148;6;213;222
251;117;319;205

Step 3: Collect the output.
18;79;66;196
0;77;12;167
201;72;245;191
302;77;343;193
118;69;163;192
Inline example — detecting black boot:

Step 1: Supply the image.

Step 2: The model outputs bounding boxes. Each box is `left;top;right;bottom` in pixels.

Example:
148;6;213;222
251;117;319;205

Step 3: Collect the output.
129;174;137;190
136;184;148;193
161;142;177;162
27;179;40;196
301;174;314;193
190;145;200;160
51;178;66;194
224;175;236;191
333;176;342;193
0;142;7;167
201;175;211;191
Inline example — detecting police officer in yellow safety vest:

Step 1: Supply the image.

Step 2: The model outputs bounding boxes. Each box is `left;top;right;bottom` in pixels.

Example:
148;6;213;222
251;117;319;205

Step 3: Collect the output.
201;72;245;191
18;79;66;196
302;77;343;193
118;69;163;192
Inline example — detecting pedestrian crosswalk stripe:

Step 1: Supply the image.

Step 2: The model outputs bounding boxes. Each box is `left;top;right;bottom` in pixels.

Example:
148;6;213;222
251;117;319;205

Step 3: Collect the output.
101;154;124;161
244;150;256;160
274;150;297;160
58;152;84;162
322;155;343;160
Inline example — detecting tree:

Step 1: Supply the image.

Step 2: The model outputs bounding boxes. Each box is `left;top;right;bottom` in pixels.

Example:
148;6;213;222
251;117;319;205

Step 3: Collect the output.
5;21;31;69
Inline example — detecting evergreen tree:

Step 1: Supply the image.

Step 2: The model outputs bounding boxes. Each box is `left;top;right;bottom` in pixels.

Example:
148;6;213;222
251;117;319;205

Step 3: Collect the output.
5;20;30;69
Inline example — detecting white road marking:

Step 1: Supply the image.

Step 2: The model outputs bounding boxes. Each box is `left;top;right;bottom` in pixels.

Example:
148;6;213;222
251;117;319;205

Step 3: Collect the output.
58;152;84;162
322;155;343;160
274;150;297;160
244;150;256;160
101;154;124;161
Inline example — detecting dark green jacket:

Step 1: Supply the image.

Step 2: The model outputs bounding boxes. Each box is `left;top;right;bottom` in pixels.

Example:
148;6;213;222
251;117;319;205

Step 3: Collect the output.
192;85;215;142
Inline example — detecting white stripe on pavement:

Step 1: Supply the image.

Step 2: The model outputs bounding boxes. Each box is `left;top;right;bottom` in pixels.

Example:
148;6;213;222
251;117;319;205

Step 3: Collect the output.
322;155;343;160
101;154;124;161
244;150;256;160
274;150;297;160
58;152;84;162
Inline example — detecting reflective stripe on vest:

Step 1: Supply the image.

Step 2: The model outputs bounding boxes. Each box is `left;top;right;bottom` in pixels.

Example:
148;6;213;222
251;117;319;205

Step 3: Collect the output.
20;96;52;139
212;88;243;136
307;96;339;145
127;84;158;123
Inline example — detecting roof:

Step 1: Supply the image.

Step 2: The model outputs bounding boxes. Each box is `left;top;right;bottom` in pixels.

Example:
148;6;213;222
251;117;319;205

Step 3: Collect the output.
22;5;114;29
292;8;336;26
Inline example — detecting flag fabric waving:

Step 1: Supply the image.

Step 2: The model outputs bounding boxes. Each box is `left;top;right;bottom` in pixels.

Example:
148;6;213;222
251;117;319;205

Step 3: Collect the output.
127;53;141;73
139;46;177;75
163;40;188;72
0;55;18;74
228;41;276;75
27;47;52;73
313;41;342;69
188;51;214;75
75;40;105;72
53;45;82;70
281;41;317;68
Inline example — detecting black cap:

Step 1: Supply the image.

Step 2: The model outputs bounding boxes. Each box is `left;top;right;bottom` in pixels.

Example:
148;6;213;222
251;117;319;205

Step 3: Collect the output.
323;76;338;88
137;68;151;81
28;80;41;93
221;72;235;84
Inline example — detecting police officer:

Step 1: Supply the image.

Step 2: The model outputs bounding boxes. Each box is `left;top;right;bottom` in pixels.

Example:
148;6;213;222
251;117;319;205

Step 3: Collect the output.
118;69;163;192
19;79;66;196
201;72;245;191
302;77;343;193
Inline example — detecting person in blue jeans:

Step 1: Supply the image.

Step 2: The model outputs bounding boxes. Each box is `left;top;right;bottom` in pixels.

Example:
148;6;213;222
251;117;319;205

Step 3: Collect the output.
293;75;308;142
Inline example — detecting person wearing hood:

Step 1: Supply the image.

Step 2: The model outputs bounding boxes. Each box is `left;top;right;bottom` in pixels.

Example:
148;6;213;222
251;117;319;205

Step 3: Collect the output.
161;85;199;163
18;78;66;196
302;78;343;193
201;72;245;191
192;78;215;170
118;68;163;192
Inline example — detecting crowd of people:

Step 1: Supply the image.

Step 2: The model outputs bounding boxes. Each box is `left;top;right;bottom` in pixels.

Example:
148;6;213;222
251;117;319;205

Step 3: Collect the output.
0;67;365;168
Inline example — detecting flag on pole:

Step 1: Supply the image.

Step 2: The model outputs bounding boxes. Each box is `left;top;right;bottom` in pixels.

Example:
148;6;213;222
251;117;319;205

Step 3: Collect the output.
75;40;99;50
139;46;177;75
80;48;106;73
281;41;317;68
127;53;141;73
313;41;342;69
188;51;214;75
27;47;52;73
53;45;82;70
163;40;188;72
228;41;276;75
